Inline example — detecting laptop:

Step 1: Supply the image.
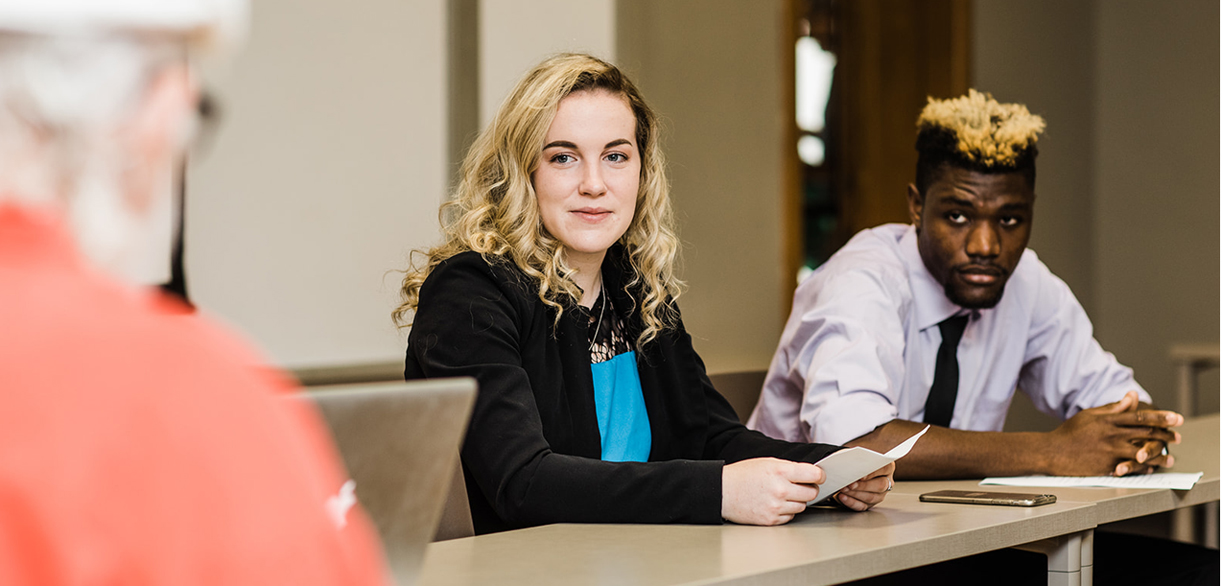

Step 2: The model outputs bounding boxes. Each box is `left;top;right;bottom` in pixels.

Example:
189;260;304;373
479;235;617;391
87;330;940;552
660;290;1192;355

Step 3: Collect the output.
299;378;476;586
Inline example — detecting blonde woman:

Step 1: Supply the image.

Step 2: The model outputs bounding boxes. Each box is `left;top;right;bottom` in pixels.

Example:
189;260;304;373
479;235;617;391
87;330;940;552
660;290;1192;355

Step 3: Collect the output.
397;54;893;534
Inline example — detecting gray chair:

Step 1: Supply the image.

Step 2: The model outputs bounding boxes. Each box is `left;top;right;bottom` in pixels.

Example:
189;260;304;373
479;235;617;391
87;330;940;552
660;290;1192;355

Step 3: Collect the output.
708;370;768;423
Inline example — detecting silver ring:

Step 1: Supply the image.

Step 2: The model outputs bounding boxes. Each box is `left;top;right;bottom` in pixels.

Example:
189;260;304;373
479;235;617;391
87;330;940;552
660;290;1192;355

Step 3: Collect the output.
885;479;893;492
1161;446;1169;457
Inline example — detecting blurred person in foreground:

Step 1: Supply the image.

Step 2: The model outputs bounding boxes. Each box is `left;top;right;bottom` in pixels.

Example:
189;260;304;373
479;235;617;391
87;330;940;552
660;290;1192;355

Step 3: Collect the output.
395;54;894;534
0;1;386;583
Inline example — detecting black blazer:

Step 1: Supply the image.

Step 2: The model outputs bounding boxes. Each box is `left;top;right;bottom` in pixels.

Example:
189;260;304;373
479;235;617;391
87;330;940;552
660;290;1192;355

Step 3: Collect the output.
405;248;840;534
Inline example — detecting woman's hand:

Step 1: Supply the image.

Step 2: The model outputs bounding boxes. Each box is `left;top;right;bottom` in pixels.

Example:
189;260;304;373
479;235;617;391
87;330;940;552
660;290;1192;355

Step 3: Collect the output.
834;461;895;511
721;458;825;526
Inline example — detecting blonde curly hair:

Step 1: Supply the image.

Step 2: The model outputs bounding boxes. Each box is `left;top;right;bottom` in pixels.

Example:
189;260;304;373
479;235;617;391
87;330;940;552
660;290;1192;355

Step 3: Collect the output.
393;53;682;348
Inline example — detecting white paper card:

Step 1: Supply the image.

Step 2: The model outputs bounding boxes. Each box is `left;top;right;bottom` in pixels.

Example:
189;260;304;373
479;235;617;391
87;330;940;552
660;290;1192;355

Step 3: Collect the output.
807;425;930;505
980;472;1203;491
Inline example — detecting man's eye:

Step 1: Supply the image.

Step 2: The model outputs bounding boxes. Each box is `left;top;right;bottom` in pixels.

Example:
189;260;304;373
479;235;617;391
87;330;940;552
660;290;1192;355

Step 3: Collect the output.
946;211;967;223
1000;216;1023;227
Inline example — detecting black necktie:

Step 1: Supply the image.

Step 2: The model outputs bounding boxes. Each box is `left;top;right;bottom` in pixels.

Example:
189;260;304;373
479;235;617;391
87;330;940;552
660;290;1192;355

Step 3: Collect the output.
923;314;970;427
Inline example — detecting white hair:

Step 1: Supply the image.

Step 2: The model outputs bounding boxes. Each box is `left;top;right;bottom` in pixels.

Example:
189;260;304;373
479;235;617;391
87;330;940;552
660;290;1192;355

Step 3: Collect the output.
0;32;192;284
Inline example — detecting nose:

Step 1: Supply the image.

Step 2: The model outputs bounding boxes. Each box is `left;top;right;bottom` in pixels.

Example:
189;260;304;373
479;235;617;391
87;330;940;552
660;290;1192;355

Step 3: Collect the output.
965;221;1000;259
579;163;607;197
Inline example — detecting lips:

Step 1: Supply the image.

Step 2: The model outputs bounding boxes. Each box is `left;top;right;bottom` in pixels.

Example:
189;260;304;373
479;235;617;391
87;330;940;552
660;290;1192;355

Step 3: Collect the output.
956;266;1004;286
571;208;612;221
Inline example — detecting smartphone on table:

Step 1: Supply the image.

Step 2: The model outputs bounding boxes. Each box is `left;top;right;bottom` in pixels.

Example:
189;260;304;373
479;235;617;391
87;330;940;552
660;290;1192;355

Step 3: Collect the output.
919;490;1056;507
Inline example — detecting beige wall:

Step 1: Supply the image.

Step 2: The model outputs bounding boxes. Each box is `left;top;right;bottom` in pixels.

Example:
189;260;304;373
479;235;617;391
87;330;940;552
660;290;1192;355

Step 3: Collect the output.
1093;0;1219;414
976;0;1220;427
617;0;792;374
479;0;615;126
187;0;447;369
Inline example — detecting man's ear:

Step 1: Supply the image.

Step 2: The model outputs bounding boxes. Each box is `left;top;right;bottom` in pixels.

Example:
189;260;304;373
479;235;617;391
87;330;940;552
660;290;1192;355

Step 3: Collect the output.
123;63;197;215
906;183;924;230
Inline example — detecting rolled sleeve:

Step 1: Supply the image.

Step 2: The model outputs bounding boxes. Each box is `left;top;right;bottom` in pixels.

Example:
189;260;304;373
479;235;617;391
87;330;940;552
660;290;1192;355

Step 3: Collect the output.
807;387;897;446
780;267;910;445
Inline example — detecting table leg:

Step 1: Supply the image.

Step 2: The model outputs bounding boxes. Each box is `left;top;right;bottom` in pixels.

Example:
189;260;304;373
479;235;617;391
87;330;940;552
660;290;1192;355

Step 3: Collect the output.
1170;361;1199;545
1205;502;1219;549
1015;529;1093;586
1080;529;1093;586
1175;502;1221;547
1172;507;1196;543
1176;360;1197;417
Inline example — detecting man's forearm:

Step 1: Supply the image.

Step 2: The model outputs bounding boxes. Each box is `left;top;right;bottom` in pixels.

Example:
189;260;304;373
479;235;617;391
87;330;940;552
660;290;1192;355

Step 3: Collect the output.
845;419;1051;480
837;393;1180;480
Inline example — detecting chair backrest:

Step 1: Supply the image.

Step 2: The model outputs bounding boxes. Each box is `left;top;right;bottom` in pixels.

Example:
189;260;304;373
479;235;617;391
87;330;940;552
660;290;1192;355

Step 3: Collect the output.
432;456;474;541
708;370;768;422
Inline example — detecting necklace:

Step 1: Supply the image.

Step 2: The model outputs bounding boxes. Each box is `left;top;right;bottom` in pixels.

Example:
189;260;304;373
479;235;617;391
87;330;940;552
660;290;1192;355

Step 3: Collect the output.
588;280;606;353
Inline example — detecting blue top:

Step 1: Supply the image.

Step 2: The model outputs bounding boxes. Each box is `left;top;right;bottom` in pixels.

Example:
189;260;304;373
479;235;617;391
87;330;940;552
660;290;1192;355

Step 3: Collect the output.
590;351;651;461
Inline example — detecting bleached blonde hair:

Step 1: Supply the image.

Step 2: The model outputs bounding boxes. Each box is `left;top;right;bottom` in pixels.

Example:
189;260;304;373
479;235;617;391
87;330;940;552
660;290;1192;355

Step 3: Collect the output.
917;89;1046;168
394;53;682;348
915;89;1046;195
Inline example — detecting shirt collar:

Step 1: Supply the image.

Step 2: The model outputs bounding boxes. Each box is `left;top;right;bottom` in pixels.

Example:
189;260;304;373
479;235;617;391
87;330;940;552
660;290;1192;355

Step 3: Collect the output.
0;201;82;270
899;224;965;331
1;200;191;314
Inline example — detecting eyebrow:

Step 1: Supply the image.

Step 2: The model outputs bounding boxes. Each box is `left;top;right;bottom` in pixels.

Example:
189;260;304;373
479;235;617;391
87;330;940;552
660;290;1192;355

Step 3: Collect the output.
543;138;634;150
938;195;1032;212
939;196;976;207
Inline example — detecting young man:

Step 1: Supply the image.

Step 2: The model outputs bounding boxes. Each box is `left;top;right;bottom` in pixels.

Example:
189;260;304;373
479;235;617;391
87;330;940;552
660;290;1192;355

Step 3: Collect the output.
748;90;1181;480
0;2;386;583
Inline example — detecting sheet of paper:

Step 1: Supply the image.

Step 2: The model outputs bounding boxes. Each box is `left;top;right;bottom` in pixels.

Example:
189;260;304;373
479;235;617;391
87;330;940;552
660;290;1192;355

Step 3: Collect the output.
807;425;930;505
980;472;1203;491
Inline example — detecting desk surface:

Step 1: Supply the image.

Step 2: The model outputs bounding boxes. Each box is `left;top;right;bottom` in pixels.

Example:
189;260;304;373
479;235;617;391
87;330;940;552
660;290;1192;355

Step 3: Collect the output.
419;414;1218;586
890;413;1219;524
419;494;1094;586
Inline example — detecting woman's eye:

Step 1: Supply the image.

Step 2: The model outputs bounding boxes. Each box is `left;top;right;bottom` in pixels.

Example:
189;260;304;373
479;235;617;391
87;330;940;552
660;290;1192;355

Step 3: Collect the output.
551;153;575;164
606;152;627;163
